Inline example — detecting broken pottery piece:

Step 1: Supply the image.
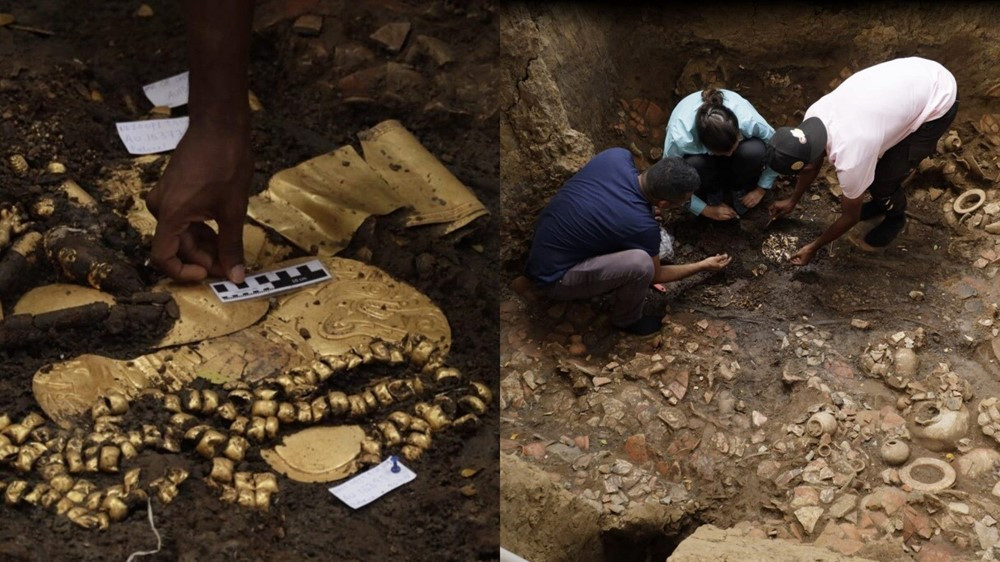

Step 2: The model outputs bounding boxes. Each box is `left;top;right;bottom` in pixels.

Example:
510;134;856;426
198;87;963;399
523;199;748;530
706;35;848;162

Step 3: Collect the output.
893;348;919;378
261;425;364;483
953;448;1000;478
794;506;824;535
910;401;969;452
13;284;116;315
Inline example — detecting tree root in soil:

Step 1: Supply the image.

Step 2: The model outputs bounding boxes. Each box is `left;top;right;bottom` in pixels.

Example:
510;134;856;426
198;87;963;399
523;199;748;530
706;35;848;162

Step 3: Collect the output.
0;292;176;350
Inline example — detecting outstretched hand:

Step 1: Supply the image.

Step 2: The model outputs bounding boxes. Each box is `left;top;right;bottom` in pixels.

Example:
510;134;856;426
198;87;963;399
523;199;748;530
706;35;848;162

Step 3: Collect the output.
704;204;738;221
146;126;251;283
700;253;732;271
789;244;817;266
769;198;796;221
740;187;766;209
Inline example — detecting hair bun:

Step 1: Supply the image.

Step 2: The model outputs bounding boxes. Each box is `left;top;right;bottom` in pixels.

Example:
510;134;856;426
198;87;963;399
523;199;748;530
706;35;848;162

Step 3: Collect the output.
700;88;724;107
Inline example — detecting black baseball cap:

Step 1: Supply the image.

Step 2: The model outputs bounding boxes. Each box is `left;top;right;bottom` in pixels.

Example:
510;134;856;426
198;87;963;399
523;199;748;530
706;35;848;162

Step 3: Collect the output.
767;117;828;175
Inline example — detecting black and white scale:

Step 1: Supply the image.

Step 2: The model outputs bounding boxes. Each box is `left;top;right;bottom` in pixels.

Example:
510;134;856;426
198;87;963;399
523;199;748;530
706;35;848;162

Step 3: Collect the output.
210;259;332;302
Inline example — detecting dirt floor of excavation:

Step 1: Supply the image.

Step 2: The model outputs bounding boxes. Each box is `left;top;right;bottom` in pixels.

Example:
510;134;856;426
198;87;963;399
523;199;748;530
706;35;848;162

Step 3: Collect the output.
0;1;498;560
500;3;1000;560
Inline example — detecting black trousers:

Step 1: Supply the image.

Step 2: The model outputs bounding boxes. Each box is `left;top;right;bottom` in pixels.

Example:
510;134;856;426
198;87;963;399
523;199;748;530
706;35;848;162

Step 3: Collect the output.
683;137;766;208
867;100;960;216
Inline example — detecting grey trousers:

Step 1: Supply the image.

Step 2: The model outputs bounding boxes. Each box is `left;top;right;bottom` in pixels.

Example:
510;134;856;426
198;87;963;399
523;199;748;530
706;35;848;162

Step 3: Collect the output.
541;249;654;327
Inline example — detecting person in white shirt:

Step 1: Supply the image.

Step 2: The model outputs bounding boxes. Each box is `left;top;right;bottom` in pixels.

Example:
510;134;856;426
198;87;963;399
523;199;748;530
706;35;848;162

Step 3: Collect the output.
765;57;958;265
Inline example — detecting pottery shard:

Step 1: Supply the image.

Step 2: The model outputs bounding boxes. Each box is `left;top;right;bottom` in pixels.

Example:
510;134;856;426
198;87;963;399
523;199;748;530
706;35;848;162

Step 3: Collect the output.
623;434;648;464
828;494;857;519
293;14;323;36
370;22;411;53
795;506;824;535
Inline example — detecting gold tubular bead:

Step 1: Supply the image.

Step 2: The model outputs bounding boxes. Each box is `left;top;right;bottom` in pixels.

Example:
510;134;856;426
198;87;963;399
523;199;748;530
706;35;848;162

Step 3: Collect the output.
264;416;279;439
216;402;238;421
327;392;349;416
201;390;220;414
458;396;487;416
196;430;227;459
276;402;296;424
388;411;412;430
469;381;493;404
210;457;235;484
222;436;248;463
184;390;203;413
348;395;368;418
230;416;251;434
294;402;312;424
251;400;278;418
98;445;120;473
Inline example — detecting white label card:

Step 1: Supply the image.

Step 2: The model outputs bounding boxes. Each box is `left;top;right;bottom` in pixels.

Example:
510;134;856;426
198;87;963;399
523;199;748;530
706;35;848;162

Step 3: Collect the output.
209;259;332;302
142;71;190;108
116;117;189;155
328;457;416;509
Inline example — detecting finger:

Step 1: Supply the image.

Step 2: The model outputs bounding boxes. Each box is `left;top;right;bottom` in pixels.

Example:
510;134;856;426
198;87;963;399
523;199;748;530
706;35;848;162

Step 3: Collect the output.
178;228;215;272
216;216;246;284
151;221;209;282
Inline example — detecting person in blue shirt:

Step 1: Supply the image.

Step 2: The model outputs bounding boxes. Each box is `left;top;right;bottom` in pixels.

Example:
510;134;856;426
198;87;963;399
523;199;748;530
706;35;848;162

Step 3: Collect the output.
664;88;779;220
516;149;731;336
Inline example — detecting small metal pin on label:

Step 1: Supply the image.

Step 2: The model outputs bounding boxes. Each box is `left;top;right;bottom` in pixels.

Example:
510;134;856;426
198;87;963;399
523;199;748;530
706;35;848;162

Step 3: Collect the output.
390;455;400;473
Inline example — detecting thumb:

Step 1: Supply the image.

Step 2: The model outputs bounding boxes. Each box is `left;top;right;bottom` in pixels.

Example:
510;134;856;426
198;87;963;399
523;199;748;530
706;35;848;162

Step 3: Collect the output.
216;217;246;283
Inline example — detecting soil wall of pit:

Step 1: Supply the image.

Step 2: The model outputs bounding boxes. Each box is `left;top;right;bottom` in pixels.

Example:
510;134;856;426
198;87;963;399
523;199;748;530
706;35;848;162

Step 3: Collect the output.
500;1;1000;275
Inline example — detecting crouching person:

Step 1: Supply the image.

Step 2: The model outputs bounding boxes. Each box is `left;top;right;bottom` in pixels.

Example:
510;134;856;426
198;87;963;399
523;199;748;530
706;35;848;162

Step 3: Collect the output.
517;149;731;336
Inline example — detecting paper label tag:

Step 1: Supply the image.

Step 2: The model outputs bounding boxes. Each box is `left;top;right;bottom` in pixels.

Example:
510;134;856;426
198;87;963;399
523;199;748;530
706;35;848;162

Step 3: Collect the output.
116;117;189;154
142;71;190;108
329;457;416;509
209;259;332;302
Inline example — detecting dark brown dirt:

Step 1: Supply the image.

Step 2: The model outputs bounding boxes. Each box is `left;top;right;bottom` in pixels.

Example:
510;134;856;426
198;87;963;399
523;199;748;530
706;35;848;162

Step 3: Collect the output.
0;0;498;560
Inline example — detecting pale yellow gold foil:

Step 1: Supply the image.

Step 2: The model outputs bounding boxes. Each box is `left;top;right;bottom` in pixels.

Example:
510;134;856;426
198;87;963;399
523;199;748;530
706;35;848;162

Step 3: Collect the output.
359;119;489;234
260;425;365;483
13;284;116;316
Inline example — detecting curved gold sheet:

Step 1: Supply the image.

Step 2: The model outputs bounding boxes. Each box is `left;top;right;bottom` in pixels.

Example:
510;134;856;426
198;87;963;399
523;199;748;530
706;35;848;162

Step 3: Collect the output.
260;425;365;483
13;284;116;315
271;257;451;357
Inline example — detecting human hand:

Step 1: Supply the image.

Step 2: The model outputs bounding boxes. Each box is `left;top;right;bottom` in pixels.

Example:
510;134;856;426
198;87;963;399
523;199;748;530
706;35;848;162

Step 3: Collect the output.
769;198;797;220
740;187;766;209
700;253;732;271
789;244;818;266
703;204;738;221
146;125;251;283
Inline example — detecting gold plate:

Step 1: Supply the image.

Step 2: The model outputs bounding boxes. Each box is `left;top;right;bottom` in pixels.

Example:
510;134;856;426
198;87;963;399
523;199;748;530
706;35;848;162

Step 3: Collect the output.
247;145;401;256
13;284;116;316
152;280;269;348
261;425;365;483
359;119;488;234
271;257;451;358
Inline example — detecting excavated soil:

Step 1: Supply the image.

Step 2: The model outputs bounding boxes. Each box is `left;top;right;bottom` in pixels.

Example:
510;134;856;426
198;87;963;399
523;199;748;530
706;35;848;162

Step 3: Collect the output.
0;0;498;560
501;3;1000;561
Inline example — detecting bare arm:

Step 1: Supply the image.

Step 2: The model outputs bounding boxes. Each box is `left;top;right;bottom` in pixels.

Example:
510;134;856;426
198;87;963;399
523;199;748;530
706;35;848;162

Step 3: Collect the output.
769;158;824;219
146;0;254;282
652;254;731;284
789;195;863;265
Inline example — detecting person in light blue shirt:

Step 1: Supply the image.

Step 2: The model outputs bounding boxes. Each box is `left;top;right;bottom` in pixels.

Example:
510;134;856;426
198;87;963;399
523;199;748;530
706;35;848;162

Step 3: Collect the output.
663;88;779;220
